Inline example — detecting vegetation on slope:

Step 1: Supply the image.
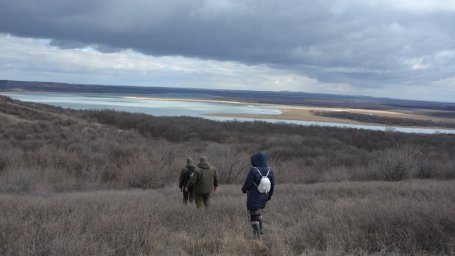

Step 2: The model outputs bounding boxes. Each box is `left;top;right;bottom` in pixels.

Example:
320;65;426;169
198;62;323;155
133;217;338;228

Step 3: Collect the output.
1;95;455;255
1;95;455;193
1;182;454;255
312;111;455;129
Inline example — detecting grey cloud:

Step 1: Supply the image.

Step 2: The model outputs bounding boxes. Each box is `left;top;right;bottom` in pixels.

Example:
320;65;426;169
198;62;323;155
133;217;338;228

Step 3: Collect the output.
1;0;455;89
49;39;88;49
49;39;121;53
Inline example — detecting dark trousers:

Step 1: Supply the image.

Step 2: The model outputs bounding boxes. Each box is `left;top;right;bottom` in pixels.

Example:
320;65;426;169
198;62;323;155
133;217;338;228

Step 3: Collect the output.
183;188;194;204
250;209;264;236
249;209;262;222
194;193;211;208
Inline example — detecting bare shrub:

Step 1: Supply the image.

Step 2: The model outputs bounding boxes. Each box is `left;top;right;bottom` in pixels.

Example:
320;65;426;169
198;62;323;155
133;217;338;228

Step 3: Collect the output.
121;141;178;189
349;166;381;181
0;156;6;172
0;168;37;193
414;158;434;179
263;134;305;149
203;143;250;184
28;145;85;176
370;145;418;181
271;158;322;184
319;166;351;182
121;155;156;188
415;159;455;180
439;160;455;179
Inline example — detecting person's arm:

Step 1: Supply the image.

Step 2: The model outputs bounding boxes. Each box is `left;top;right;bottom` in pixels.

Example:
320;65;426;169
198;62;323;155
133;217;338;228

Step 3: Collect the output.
179;169;185;190
213;168;219;191
241;169;254;193
268;170;275;200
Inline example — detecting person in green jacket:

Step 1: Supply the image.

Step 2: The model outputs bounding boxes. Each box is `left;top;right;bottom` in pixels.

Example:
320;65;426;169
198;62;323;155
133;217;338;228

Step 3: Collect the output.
179;157;196;205
187;156;219;208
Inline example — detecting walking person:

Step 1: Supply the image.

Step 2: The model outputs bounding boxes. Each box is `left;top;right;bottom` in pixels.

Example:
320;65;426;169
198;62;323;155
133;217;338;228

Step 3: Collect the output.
241;152;275;238
187;156;219;208
179;157;196;205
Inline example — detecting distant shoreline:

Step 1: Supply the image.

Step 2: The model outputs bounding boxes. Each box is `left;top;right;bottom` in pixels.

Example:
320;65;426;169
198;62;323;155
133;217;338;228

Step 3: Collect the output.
125;95;455;130
125;95;361;123
123;96;250;105
2;91;454;131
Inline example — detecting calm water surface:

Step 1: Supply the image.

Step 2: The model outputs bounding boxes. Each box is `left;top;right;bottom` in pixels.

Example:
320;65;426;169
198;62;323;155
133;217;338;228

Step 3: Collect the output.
2;92;280;116
2;92;455;135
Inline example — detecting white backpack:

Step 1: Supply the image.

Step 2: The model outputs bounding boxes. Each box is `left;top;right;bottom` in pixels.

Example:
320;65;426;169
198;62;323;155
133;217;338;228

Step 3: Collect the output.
254;167;271;193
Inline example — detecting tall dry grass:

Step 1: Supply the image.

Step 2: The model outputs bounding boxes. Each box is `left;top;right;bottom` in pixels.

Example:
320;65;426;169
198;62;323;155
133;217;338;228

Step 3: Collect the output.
1;180;454;256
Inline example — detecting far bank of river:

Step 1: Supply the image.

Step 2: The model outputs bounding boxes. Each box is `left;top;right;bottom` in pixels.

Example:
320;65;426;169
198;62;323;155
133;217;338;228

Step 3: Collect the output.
2;92;455;135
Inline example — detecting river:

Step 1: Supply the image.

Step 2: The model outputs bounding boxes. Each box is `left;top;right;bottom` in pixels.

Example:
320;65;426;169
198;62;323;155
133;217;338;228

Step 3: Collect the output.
2;92;455;135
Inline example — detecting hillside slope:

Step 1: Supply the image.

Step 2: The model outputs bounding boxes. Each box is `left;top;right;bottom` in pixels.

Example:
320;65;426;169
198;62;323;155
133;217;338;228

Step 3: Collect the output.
0;95;181;192
1;95;455;194
1;95;455;255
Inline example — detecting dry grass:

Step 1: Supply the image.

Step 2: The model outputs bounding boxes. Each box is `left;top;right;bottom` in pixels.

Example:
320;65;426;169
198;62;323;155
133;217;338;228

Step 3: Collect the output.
1;181;454;256
1;96;455;255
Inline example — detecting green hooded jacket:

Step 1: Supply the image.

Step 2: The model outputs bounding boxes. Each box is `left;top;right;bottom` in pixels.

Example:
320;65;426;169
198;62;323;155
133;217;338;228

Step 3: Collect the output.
188;162;219;194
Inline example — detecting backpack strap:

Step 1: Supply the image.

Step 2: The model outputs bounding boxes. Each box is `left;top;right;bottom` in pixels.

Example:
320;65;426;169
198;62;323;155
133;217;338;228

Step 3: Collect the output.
254;167;270;177
254;167;262;177
253;167;270;178
253;167;261;187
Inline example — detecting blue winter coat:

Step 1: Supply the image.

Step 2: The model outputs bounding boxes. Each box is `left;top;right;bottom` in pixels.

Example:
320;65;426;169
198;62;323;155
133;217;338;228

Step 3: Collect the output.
241;152;275;211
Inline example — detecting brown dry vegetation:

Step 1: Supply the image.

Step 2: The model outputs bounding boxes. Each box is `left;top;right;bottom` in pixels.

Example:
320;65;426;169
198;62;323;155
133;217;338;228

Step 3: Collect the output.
312;111;455;129
1;182;454;256
1;95;455;255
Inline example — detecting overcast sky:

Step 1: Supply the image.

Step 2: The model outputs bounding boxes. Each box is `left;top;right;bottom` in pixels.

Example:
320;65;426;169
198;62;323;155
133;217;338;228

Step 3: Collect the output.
1;0;455;102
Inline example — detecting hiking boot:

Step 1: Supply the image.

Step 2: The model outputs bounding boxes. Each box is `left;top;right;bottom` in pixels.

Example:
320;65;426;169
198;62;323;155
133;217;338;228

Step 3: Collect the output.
251;221;261;239
259;219;264;235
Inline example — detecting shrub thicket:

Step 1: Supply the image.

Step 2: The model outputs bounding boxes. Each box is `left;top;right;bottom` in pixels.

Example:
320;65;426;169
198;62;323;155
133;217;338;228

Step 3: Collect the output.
1;95;455;193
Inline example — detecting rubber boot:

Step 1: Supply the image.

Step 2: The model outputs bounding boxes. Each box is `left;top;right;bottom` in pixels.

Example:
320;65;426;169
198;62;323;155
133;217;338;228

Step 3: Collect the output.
251;221;261;239
259;219;264;235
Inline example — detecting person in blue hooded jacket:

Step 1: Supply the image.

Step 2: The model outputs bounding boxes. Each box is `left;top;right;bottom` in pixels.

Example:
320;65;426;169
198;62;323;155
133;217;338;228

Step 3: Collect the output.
241;151;275;238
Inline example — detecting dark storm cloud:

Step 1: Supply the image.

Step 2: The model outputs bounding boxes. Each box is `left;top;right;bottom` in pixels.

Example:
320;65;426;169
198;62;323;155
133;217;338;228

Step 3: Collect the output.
1;0;455;88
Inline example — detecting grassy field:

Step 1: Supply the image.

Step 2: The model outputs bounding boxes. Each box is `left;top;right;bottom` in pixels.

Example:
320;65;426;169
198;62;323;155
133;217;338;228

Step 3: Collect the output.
1;95;455;255
1;181;454;256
